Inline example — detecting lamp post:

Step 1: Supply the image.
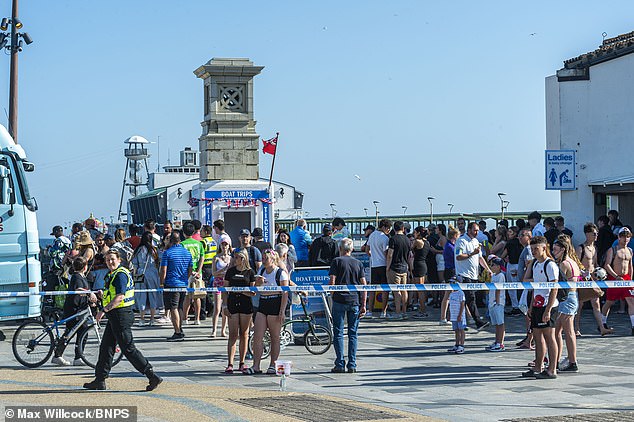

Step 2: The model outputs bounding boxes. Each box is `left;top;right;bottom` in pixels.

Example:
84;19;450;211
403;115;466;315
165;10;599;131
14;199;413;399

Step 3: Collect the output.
448;203;454;213
402;205;407;215
329;203;336;218
0;0;33;144
427;197;435;224
497;192;507;220
372;201;380;227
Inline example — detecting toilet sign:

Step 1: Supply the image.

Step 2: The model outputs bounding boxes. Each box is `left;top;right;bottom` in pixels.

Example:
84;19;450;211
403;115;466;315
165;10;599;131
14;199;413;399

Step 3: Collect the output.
545;150;576;190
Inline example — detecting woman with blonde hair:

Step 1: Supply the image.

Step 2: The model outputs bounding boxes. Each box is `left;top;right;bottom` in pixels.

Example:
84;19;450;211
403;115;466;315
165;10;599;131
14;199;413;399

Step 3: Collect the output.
222;249;256;374
551;234;581;373
248;249;289;375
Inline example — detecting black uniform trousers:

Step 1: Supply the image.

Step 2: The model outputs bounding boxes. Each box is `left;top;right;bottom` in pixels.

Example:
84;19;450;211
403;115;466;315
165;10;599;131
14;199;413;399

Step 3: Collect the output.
95;306;152;381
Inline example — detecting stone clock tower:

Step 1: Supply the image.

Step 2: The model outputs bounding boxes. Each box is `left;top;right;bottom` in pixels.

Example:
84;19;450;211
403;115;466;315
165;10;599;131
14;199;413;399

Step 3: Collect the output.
194;58;264;181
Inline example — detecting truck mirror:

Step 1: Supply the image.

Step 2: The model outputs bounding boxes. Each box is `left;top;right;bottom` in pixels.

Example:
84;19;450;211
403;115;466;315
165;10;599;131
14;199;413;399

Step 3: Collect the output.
0;164;12;205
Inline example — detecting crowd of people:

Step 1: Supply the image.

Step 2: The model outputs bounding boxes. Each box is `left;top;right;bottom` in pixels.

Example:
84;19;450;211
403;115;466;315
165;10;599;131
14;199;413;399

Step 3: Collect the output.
43;208;633;386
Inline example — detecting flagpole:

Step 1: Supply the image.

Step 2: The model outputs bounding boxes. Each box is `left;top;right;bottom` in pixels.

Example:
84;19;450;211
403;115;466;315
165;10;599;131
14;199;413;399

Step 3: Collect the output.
267;132;279;193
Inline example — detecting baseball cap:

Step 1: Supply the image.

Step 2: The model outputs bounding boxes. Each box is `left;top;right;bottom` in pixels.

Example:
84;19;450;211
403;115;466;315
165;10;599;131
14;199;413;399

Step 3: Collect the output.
50;225;63;235
363;224;375;231
252;227;263;237
239;229;251;236
618;227;632;236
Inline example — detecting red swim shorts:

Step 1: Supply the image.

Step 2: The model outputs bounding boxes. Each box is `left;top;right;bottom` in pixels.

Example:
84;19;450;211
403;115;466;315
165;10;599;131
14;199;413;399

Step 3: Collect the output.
606;273;633;301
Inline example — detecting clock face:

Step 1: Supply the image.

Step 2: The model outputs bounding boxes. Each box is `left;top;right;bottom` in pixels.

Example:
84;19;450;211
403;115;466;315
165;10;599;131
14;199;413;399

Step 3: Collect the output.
219;85;244;112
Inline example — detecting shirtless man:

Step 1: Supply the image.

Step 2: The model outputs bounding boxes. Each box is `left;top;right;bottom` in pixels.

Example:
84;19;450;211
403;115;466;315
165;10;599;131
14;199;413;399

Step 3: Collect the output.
575;223;613;335
602;227;634;335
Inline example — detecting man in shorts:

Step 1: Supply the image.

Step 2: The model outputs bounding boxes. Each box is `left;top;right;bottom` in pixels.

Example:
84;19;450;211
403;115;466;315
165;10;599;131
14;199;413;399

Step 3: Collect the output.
602;227;634;335
387;221;411;319
367;219;392;318
159;232;193;341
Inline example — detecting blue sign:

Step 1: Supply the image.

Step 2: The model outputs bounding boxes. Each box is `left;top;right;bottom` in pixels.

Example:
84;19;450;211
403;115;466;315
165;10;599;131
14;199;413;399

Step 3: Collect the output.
290;267;331;337
545;150;576;190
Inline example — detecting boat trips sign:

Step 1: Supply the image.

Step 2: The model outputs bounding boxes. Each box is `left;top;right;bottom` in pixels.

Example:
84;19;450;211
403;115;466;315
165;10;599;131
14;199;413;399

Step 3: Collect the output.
545;150;576;191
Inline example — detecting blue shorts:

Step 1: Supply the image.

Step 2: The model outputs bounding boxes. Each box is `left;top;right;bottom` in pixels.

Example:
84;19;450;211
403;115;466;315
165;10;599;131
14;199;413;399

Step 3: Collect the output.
558;291;578;316
452;321;466;331
489;304;505;326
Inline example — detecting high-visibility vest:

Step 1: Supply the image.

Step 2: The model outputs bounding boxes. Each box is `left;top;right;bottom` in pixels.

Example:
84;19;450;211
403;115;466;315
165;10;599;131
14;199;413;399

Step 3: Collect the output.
202;236;218;265
103;266;135;309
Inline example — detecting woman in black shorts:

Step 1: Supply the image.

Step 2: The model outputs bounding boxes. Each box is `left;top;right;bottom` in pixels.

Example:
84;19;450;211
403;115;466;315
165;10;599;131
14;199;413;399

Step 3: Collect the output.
412;226;432;318
221;250;255;374
249;249;289;375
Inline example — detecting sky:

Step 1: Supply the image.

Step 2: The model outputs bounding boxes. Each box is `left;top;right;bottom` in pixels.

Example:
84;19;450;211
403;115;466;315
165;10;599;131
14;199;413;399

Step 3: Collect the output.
2;1;634;233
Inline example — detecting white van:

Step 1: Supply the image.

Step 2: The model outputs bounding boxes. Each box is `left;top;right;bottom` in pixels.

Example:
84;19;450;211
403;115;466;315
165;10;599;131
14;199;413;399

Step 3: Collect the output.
0;124;40;321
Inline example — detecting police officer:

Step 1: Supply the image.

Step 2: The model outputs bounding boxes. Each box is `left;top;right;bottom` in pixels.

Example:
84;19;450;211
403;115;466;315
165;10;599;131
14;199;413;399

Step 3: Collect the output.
83;249;162;391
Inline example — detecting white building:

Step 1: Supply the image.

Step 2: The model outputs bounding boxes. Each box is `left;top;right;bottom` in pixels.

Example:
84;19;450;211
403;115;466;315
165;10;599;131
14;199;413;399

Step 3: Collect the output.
546;31;634;245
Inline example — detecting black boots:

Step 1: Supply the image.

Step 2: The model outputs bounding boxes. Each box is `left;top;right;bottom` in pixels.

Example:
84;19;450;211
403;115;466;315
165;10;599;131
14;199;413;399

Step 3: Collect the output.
145;368;163;391
83;379;106;390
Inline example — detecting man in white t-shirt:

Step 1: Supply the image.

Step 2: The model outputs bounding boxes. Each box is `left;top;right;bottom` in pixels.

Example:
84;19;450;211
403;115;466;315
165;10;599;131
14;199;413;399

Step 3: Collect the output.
455;222;492;329
523;236;559;380
366;218;392;318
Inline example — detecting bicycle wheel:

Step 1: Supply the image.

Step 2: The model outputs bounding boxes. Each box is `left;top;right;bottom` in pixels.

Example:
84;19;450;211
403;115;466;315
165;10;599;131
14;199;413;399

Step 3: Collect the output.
303;325;332;355
79;325;124;369
12;320;55;368
248;330;271;360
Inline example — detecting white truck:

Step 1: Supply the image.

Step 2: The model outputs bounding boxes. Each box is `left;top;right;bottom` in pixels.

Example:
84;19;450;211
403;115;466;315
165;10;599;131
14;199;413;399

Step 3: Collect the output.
0;124;40;322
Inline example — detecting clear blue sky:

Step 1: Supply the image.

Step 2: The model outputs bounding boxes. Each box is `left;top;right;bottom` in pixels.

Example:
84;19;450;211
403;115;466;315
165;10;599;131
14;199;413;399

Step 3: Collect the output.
2;1;633;233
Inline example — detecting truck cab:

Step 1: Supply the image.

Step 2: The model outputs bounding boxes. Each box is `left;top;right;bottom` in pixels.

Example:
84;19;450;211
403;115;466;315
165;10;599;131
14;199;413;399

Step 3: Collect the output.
0;124;40;321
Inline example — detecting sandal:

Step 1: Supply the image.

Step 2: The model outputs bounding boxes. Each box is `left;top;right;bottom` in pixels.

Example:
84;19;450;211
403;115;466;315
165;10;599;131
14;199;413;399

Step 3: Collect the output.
224;364;234;374
244;368;262;375
266;366;276;375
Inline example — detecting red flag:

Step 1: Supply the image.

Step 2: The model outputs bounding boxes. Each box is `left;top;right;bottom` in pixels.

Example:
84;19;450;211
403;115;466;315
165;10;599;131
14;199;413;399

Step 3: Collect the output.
262;133;278;155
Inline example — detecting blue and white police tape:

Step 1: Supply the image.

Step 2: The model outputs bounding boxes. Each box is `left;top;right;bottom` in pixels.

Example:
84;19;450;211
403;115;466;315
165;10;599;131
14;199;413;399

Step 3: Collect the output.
1;280;632;297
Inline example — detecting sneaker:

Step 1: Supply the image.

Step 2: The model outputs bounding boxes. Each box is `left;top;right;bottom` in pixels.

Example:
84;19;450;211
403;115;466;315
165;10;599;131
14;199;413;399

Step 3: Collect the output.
559;362;579;372
447;345;458;352
166;332;185;342
535;370;557;379
455;346;465;354
51;356;71;366
83;379;106;390
73;358;85;366
486;343;505;352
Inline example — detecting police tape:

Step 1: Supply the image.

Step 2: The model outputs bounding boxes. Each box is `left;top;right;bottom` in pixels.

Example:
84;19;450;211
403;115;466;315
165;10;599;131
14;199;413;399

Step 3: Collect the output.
0;280;633;297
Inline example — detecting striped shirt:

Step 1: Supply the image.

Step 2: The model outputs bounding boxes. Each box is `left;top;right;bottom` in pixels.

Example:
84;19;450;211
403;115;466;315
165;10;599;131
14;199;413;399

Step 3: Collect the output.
161;244;192;287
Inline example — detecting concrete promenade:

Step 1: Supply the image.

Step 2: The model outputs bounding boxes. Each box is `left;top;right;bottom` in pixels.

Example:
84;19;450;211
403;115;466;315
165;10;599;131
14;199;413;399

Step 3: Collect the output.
1;305;633;421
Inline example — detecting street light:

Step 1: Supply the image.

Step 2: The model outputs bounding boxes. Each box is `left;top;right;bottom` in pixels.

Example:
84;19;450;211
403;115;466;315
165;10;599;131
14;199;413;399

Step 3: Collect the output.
497;192;507;220
372;201;380;227
448;203;454;213
427;197;435;224
329;203;336;218
0;1;34;144
402;205;407;215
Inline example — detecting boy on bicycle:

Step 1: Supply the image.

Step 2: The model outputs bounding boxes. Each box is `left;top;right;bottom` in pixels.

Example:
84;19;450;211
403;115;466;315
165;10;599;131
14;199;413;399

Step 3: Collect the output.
51;256;97;366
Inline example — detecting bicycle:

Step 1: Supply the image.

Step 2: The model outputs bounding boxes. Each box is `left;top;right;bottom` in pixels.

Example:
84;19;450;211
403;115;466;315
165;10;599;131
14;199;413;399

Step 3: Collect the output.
12;307;124;369
249;294;332;360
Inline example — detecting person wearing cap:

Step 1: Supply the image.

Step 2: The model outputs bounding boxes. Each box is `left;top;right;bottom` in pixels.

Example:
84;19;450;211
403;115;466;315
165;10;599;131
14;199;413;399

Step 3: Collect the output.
360;224;375;254
290;219;312;267
49;226;72;273
309;224;338;267
486;257;506;352
601;226;634;336
252;227;272;255
234;229;262;271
